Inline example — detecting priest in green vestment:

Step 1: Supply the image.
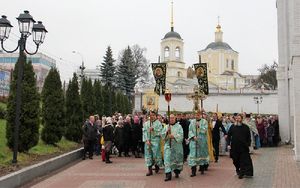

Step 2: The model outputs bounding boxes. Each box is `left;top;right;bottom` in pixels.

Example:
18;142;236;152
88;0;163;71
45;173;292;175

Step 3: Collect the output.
188;112;209;177
161;114;184;181
143;111;163;176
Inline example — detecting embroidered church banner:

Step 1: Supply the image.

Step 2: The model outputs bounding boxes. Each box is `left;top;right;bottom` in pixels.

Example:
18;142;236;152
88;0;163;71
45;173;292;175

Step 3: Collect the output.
193;63;209;95
152;63;167;95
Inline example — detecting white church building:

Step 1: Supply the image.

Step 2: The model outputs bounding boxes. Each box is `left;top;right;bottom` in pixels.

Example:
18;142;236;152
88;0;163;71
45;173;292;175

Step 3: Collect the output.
277;0;300;161
134;4;278;115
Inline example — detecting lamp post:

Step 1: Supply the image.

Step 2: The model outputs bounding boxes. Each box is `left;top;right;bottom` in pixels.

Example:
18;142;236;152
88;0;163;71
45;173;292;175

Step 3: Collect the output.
0;11;47;164
72;51;85;88
253;96;263;114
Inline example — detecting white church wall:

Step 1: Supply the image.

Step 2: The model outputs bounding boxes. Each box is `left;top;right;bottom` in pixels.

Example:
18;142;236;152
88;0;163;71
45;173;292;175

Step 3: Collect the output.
277;0;293;145
134;93;278;115
277;0;300;160
290;0;300;160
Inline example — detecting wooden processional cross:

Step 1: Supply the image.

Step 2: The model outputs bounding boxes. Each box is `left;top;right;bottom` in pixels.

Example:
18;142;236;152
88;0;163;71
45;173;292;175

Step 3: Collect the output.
187;86;207;112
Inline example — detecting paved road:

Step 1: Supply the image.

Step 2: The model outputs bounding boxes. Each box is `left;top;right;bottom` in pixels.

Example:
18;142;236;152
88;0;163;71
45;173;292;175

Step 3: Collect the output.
24;146;300;188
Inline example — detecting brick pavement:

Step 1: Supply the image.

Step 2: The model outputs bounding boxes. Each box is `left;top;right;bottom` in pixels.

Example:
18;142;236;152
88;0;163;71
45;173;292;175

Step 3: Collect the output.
23;145;300;188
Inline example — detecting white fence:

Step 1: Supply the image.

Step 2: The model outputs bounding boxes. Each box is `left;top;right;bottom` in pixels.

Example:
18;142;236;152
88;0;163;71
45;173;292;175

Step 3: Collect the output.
134;92;278;114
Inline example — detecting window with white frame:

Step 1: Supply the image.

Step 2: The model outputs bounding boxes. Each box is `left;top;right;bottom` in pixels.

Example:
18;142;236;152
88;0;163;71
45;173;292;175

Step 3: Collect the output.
175;47;180;59
164;47;170;58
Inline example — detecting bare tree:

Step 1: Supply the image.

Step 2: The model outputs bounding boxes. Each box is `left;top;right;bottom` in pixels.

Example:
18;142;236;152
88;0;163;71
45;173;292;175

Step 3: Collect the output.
256;61;278;90
131;44;154;87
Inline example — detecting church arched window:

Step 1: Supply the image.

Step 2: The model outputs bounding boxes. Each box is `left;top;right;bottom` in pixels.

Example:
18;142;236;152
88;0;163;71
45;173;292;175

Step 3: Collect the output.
164;47;170;58
177;71;182;77
175;47;180;59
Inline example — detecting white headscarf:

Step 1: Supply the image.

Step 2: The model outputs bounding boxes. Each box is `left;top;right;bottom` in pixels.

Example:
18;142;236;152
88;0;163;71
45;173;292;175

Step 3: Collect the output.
106;117;112;125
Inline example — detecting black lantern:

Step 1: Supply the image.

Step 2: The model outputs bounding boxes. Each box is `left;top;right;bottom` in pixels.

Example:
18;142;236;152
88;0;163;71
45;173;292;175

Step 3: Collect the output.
32;21;47;45
16;10;35;37
0;15;13;41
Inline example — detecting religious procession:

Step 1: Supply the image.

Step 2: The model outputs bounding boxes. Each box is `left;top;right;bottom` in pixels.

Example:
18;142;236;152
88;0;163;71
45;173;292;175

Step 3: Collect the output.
80;61;280;182
82;110;282;182
140;110;257;181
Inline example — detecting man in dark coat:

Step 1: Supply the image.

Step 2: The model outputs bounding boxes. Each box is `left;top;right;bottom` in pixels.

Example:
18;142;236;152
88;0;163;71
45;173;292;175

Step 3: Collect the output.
82;115;97;160
123;116;132;157
179;113;190;161
131;115;142;158
227;114;253;179
94;115;101;156
212;113;227;162
271;116;280;146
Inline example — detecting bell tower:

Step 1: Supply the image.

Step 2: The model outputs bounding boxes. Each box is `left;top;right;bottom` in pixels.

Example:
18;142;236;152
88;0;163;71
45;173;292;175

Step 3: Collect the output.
160;0;186;83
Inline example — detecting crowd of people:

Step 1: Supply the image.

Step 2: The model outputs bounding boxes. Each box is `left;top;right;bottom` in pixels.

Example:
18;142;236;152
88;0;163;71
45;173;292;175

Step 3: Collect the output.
81;111;280;181
82;114;143;162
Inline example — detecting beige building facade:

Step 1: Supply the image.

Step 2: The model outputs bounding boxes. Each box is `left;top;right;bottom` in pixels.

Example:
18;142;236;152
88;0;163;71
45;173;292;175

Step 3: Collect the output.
160;22;246;90
198;24;245;89
0;52;56;92
134;3;273;115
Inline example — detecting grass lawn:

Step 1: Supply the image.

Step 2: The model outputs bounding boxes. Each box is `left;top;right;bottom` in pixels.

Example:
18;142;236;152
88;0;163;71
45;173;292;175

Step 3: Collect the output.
0;102;7;110
0;119;80;169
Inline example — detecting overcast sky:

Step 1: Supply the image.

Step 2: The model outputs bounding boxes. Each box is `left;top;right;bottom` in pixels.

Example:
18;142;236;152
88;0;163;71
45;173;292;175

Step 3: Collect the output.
2;0;278;81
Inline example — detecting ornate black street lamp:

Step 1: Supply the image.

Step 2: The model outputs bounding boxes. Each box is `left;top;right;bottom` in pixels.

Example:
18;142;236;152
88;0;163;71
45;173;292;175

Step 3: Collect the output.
72;51;85;87
0;10;47;164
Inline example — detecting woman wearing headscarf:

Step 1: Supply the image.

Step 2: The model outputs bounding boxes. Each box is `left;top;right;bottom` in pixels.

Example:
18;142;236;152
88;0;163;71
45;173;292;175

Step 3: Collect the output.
114;116;124;157
103;117;114;163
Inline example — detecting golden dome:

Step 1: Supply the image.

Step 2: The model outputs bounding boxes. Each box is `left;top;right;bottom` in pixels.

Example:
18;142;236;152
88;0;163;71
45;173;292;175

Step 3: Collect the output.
216;24;222;32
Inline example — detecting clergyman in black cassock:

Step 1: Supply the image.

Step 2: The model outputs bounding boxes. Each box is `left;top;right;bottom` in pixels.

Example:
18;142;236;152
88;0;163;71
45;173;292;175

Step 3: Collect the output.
227;114;253;179
179;114;190;161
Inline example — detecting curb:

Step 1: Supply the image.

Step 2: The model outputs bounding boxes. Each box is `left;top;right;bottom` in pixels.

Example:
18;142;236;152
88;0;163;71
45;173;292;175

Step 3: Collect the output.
0;148;83;188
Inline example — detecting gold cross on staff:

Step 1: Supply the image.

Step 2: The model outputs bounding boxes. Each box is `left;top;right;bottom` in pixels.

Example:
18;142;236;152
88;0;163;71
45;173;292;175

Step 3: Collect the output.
186;86;207;112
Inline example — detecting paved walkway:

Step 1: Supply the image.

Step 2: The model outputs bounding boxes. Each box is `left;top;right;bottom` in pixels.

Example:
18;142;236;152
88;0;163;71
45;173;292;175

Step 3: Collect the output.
24;145;300;188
